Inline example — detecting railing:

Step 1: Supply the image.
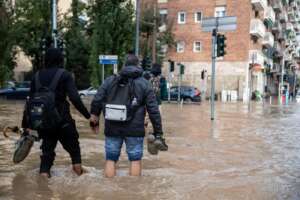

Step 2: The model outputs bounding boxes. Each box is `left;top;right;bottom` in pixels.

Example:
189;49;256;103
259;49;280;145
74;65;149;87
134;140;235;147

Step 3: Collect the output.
250;19;266;38
263;32;275;47
249;50;265;66
264;6;276;23
251;0;267;11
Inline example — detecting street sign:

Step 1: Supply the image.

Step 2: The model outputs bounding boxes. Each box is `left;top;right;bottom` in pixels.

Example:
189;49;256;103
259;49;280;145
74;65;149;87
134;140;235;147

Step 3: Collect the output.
99;55;118;65
201;16;237;32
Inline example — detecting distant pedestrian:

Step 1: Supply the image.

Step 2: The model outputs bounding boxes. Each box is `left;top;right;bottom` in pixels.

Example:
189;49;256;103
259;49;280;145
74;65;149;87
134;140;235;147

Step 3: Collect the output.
90;54;168;178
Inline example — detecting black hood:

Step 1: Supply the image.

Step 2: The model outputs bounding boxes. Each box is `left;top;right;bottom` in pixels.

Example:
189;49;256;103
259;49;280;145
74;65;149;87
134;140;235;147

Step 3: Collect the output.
120;65;143;79
45;48;63;68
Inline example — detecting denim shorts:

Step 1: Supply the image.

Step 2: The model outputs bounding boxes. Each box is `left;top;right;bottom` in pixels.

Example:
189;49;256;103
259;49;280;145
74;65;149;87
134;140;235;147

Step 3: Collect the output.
105;136;144;161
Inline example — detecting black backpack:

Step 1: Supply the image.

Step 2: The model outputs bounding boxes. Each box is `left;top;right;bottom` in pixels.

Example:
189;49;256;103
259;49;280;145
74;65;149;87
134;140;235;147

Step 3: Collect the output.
26;69;64;130
104;76;141;122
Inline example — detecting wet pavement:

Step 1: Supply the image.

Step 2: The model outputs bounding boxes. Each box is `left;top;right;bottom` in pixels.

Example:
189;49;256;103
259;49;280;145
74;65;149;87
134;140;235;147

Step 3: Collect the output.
0;99;300;200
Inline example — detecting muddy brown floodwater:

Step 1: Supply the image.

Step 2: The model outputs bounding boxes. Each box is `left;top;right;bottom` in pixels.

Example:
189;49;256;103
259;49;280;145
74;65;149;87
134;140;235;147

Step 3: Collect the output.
0;99;300;200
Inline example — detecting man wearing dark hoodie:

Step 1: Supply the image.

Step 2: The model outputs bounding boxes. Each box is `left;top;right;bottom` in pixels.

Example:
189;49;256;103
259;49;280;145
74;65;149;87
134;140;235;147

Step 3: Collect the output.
90;54;167;177
22;48;90;177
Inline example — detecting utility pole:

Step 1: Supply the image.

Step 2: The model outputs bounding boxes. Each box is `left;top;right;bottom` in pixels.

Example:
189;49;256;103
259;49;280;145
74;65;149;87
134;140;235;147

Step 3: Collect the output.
51;0;57;48
152;4;157;63
279;58;285;104
211;29;217;120
135;0;141;56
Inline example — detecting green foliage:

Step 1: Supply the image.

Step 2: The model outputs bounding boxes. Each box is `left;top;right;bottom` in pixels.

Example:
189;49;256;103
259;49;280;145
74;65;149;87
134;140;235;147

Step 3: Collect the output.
64;0;90;88
88;0;135;86
13;0;52;71
0;0;15;86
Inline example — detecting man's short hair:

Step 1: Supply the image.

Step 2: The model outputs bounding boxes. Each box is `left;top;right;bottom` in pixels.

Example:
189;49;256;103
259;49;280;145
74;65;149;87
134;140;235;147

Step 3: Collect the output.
125;54;139;66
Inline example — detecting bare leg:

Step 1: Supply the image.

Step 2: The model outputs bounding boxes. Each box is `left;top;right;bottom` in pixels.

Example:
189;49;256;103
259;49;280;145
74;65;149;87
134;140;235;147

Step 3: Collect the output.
72;164;85;176
104;160;116;178
40;172;50;178
129;160;142;176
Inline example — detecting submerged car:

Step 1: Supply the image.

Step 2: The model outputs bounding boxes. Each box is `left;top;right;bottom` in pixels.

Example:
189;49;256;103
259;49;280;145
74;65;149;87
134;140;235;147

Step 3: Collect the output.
0;81;31;100
79;87;97;97
163;86;201;102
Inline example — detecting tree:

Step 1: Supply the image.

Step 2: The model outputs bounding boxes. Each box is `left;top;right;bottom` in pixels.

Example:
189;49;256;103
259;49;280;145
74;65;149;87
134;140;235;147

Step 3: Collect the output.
13;0;52;71
0;0;15;86
64;0;90;88
88;0;135;86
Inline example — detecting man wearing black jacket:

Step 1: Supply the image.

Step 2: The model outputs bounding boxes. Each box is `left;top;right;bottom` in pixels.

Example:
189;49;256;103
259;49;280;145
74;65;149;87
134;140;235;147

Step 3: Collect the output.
22;48;90;177
90;54;167;177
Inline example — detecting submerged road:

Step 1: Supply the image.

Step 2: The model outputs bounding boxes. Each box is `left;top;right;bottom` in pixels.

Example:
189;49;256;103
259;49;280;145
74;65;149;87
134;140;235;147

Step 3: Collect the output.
0;100;300;200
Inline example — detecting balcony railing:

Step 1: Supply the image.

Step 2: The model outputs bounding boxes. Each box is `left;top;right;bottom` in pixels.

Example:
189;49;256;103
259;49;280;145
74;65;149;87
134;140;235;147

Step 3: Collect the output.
263;32;275;47
251;0;267;11
249;50;265;66
264;7;276;24
280;10;288;22
272;21;282;33
272;0;283;11
250;19;266;38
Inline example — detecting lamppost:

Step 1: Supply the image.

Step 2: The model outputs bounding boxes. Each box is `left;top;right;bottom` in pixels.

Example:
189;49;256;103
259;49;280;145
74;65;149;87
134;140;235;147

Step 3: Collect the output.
51;0;57;48
135;0;140;56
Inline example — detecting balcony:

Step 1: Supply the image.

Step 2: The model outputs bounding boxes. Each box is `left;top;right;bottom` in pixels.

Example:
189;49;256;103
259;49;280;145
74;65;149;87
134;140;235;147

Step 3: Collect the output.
272;21;282;33
249;50;265;66
271;63;280;72
286;22;295;32
272;0;283;11
278;31;285;40
250;19;266;38
280;10;288;22
274;42;284;57
251;0;267;11
282;0;289;6
264;7;276;25
263;32;275;47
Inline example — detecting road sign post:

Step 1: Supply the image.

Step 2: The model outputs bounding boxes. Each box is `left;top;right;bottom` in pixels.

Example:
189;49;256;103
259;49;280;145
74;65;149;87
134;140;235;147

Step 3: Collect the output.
99;55;118;84
201;16;237;120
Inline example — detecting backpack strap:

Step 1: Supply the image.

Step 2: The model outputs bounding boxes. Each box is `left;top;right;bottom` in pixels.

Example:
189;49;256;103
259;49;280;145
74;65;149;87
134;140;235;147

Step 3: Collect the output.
35;72;42;91
49;69;65;91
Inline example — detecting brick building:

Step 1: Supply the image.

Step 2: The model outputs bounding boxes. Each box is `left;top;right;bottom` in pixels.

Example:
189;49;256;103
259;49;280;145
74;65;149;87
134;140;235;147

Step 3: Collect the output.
142;0;300;100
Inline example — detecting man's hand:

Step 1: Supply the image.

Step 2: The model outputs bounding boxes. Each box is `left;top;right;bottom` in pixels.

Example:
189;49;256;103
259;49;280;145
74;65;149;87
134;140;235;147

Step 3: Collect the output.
90;114;99;134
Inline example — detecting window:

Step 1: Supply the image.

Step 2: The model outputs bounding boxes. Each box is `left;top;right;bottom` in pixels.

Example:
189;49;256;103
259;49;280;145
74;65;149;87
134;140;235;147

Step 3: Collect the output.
177;41;185;53
159;9;168;26
178;12;186;24
195;12;202;23
215;6;226;17
193;41;201;52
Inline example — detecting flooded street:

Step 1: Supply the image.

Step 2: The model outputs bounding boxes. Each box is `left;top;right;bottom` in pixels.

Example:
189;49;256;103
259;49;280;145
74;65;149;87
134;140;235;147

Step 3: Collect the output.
1;100;300;200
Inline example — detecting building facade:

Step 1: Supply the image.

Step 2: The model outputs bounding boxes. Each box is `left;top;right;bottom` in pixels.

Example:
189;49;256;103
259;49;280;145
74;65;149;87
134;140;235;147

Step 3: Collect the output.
145;0;300;100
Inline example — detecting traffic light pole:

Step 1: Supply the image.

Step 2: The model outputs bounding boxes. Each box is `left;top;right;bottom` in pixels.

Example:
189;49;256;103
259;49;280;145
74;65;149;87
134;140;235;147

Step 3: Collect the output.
211;29;217;120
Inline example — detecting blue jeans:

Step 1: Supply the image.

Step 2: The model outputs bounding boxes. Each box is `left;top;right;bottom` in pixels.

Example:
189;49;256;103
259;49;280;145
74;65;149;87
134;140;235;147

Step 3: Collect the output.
105;136;144;161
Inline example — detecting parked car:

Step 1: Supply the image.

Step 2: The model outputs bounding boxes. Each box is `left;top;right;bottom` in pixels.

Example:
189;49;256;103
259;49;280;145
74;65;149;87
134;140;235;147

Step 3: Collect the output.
163;86;201;102
0;81;31;100
79;87;97;97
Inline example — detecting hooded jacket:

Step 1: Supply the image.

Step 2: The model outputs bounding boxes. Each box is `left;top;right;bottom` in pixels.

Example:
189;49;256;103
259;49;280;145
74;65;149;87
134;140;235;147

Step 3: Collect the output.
90;65;163;137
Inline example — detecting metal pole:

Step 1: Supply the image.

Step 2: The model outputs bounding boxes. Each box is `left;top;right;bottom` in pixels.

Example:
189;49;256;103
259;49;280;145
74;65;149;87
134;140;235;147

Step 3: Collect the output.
102;64;104;84
211;29;217;120
152;4;157;63
135;0;140;56
293;68;296;100
248;55;254;111
52;0;57;48
168;65;171;102
279;58;284;104
177;72;181;103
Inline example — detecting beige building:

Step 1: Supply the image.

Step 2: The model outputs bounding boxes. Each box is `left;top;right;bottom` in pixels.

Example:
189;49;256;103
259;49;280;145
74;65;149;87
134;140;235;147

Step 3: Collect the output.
144;0;300;100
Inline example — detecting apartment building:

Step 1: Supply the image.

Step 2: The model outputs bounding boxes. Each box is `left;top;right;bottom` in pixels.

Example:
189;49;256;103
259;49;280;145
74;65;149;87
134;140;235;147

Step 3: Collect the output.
145;0;300;100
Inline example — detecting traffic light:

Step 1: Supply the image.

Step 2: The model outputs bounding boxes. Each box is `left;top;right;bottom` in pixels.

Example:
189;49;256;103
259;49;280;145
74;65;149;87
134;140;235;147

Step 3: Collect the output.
217;34;227;57
168;60;175;72
180;64;185;75
141;56;152;71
